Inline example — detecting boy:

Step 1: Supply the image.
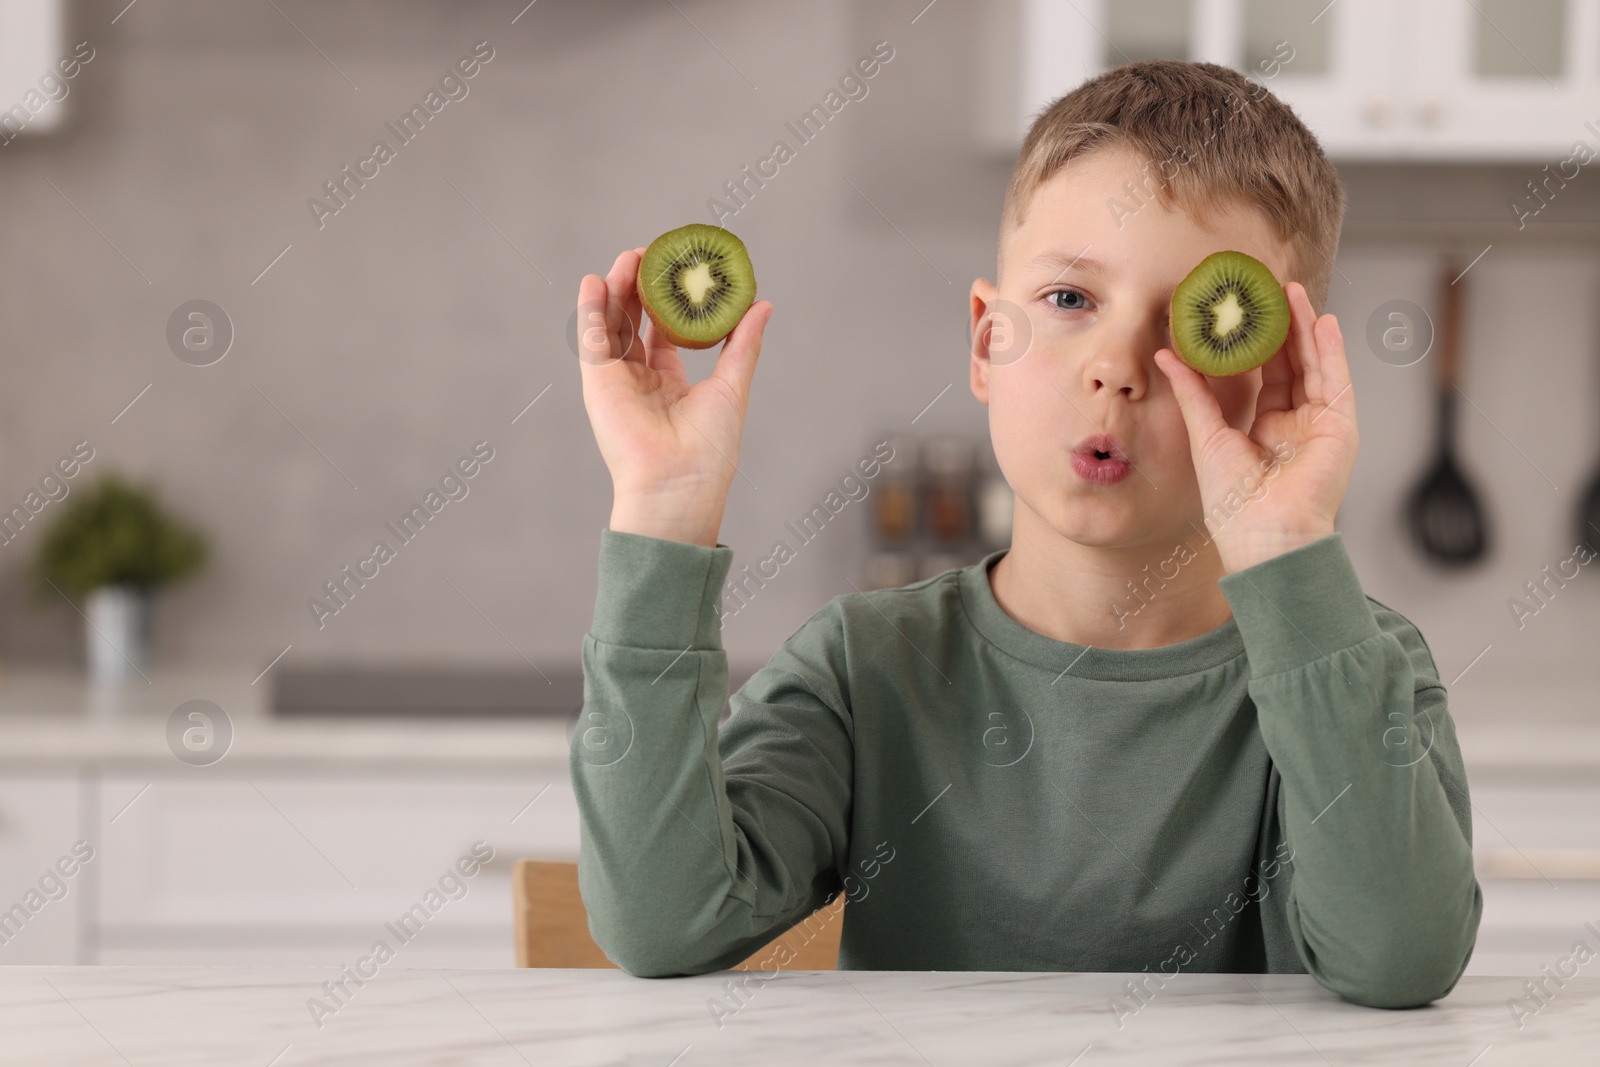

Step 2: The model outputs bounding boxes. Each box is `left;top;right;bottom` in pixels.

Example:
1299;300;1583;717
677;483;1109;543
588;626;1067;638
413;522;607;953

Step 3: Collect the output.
571;60;1481;1009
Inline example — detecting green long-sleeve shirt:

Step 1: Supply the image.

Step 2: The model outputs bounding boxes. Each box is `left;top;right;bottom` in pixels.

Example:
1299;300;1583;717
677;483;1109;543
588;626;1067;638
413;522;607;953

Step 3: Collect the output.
570;527;1482;1008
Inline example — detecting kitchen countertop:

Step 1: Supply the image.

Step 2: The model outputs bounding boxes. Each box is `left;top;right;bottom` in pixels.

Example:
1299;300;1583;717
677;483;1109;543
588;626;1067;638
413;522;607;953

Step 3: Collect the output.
0;666;572;769
0;663;1593;775
1;966;1589;1065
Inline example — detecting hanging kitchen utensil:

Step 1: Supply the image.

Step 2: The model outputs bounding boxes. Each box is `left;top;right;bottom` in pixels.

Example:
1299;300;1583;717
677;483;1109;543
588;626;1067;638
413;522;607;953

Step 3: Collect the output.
1578;463;1600;555
1405;260;1489;566
1576;304;1600;552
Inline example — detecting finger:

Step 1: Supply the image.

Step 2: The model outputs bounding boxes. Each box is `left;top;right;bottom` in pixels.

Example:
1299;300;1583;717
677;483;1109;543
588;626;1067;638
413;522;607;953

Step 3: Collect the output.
1315;312;1354;418
638;307;681;371
1154;347;1230;454
632;246;683;371
1277;283;1308;409
1285;282;1321;406
604;249;645;364
576;273;614;366
639;312;686;381
1255;345;1294;418
620;247;648;360
709;300;773;410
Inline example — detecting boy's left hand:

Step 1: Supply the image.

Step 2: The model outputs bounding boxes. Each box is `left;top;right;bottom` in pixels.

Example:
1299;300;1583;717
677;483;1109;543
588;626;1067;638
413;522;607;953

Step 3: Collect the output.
1153;281;1358;574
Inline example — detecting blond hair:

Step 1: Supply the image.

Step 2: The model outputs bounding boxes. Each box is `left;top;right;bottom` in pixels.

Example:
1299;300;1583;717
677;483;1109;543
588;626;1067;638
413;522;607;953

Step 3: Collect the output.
1000;60;1346;311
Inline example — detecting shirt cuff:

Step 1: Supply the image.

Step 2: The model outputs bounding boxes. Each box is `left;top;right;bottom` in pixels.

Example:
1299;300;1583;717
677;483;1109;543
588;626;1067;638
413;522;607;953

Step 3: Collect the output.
590;528;734;650
1216;532;1381;677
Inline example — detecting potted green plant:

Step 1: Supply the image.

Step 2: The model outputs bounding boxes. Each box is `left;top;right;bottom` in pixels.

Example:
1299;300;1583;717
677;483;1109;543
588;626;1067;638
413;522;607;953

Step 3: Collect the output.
33;473;208;680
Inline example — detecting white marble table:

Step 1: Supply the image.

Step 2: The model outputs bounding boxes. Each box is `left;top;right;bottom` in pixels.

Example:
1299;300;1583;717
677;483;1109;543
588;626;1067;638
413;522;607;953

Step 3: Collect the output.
1;966;1592;1065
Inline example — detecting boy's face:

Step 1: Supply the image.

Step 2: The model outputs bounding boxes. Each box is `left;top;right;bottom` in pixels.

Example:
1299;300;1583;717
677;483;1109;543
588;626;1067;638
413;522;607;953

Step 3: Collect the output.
971;144;1296;554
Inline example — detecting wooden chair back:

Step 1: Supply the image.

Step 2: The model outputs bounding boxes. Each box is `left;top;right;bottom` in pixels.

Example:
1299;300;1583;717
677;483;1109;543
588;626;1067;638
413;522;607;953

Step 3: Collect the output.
512;859;843;971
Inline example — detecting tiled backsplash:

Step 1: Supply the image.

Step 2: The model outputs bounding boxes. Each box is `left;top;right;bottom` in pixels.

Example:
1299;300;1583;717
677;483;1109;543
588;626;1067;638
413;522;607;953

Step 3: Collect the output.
0;1;1595;702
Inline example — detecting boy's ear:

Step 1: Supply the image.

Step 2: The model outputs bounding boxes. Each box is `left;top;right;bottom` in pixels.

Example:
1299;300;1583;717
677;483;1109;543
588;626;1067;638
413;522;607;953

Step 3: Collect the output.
970;278;998;405
970;278;1032;406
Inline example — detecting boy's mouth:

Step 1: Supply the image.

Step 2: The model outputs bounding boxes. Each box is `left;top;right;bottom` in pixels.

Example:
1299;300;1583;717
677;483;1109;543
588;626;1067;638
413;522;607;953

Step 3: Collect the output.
1071;433;1132;486
1071;433;1129;463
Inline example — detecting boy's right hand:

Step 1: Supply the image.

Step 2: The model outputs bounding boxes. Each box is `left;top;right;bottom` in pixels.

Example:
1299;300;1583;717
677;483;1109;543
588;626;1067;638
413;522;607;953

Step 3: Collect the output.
577;247;773;548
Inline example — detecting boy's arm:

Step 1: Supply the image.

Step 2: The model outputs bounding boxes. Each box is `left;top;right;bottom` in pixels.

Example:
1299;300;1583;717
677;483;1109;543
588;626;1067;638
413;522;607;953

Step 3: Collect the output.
571;528;853;977
1217;532;1482;1008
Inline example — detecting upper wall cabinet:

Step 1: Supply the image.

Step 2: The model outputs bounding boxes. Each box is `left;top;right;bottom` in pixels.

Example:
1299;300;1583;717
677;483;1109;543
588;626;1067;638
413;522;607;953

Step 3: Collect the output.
0;0;65;140
991;0;1600;161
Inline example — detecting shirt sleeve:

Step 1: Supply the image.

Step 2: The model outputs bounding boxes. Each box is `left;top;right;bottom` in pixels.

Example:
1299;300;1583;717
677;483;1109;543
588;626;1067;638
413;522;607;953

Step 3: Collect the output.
1217;532;1483;1008
571;528;854;977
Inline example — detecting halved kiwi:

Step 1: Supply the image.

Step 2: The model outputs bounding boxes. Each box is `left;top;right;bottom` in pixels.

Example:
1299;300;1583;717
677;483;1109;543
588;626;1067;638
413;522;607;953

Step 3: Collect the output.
1169;250;1289;376
636;223;757;349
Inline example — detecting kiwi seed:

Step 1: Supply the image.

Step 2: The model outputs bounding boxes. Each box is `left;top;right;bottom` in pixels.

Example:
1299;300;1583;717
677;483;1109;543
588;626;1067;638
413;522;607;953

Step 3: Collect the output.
636;223;757;349
1169;250;1289;377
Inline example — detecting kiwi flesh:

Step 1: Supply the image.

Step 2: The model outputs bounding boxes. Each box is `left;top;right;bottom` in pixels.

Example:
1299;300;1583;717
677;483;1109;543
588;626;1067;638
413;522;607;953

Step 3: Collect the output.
636;223;757;349
1169;250;1289;376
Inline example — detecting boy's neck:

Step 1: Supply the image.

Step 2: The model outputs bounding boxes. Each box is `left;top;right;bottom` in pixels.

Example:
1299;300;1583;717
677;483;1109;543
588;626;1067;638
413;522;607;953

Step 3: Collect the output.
988;510;1235;651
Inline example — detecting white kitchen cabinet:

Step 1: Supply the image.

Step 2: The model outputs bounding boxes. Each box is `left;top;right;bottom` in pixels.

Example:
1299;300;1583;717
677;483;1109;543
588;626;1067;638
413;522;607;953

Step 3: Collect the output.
1;750;1593;971
1465;774;1600;976
1411;0;1600;157
78;765;1600;974
0;774;84;964
1001;0;1600;160
0;666;582;967
92;769;579;966
0;0;64;135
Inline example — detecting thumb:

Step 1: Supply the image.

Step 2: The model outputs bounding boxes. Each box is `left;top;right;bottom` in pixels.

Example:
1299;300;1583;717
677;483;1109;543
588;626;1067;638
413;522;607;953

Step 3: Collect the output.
1155;347;1228;454
709;300;773;406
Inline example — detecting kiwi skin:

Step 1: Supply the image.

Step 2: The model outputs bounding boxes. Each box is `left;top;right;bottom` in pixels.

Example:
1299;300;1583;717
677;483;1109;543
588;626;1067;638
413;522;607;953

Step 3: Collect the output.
1169;250;1289;377
636;224;758;350
641;299;720;350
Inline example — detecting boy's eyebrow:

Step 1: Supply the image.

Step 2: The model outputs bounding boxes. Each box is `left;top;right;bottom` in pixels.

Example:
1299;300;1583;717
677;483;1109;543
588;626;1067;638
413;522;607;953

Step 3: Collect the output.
1023;249;1111;281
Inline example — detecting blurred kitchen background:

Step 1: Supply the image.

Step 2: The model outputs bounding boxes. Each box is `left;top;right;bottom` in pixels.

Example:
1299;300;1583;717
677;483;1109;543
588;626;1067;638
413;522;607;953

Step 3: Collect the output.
0;0;1596;977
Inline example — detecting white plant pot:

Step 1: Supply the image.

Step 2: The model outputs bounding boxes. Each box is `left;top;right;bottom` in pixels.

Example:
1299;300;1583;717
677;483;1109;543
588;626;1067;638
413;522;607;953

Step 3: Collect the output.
86;584;151;681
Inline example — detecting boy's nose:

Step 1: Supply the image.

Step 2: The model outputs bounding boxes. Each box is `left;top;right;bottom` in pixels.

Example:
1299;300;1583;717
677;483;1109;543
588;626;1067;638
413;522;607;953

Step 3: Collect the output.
1082;335;1151;401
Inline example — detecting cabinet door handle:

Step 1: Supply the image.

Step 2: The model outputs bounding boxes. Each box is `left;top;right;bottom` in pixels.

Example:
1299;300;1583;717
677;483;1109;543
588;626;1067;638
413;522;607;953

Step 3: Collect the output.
1416;98;1446;129
1478;847;1600;880
1362;98;1393;128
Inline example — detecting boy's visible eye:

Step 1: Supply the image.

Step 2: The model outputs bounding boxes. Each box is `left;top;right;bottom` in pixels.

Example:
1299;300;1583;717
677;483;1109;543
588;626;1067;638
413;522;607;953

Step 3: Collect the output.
1047;288;1092;311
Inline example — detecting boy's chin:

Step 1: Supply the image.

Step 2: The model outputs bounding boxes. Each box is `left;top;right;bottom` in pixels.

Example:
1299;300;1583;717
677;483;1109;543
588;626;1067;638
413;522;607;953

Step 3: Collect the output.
1046;504;1193;552
1049;515;1154;551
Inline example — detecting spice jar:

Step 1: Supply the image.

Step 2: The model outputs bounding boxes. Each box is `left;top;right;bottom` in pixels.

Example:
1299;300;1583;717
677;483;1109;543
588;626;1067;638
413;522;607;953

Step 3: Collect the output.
871;435;920;549
975;443;1013;549
923;436;974;551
